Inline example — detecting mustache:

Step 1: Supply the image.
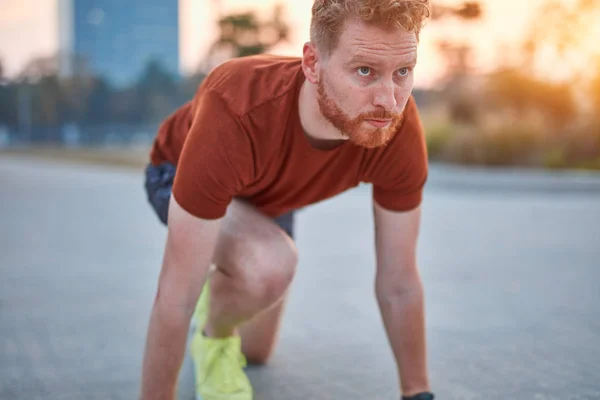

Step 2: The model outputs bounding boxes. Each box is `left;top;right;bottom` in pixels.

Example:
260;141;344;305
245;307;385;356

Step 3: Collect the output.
359;110;402;120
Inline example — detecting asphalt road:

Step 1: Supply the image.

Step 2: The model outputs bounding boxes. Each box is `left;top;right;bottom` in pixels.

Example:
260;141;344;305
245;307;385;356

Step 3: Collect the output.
1;157;599;400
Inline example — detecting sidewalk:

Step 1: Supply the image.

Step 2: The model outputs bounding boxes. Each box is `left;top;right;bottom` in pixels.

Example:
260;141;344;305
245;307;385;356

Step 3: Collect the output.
1;157;599;400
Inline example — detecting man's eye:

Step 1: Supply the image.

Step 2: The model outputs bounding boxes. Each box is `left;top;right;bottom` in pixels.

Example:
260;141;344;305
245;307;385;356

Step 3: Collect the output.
398;68;409;76
358;67;371;77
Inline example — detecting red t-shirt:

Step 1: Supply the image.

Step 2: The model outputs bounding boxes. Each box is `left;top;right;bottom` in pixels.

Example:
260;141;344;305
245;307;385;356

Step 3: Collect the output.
149;54;428;219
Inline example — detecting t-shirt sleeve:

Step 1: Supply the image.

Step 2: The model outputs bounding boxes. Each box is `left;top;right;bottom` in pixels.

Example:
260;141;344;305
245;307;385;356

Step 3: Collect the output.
370;97;429;212
171;90;255;220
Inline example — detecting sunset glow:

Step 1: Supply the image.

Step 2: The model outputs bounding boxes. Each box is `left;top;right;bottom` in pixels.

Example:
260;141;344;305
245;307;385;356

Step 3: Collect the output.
0;0;597;87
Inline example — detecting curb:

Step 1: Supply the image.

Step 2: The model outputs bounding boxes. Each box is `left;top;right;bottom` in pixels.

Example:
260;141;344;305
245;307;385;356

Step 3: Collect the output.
426;162;600;194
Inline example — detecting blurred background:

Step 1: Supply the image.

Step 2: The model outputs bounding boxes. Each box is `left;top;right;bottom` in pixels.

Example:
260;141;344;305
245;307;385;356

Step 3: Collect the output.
0;0;599;169
1;1;600;400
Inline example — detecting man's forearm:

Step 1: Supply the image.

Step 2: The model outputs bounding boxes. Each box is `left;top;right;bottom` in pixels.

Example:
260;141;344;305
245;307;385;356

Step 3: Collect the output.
139;298;193;400
376;276;429;397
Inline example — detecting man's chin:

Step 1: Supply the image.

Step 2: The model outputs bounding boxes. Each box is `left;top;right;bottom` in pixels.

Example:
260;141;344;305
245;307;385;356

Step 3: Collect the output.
346;129;394;149
349;136;391;149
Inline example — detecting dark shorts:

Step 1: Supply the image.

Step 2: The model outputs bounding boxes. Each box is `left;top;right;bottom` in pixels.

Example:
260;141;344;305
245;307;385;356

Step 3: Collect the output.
144;162;295;239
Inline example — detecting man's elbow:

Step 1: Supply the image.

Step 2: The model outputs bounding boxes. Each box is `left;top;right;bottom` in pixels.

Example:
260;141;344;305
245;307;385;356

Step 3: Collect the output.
375;268;424;306
153;274;198;323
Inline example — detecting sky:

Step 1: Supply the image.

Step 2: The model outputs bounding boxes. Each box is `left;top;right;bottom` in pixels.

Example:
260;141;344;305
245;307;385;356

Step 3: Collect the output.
0;0;588;87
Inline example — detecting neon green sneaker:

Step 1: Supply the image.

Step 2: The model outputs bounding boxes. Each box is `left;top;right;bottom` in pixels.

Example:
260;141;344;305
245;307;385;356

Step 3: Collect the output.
189;275;253;400
190;334;253;400
192;279;212;332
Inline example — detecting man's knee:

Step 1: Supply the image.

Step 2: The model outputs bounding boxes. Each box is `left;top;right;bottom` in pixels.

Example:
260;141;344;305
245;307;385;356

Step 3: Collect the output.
222;234;297;301
214;215;298;306
253;239;297;304
245;346;276;365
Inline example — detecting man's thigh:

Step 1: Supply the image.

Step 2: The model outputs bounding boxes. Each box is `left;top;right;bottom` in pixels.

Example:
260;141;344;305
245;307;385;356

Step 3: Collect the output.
144;162;296;240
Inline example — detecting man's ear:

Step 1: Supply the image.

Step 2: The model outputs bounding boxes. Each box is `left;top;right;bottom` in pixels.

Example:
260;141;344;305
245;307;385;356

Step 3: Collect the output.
302;42;320;84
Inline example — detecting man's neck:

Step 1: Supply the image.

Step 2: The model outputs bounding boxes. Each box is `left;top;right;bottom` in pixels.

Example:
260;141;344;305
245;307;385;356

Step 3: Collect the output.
298;79;348;150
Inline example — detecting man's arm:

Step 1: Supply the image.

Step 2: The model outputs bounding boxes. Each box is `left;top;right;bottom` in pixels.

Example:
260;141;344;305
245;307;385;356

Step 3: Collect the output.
139;195;222;400
373;200;430;397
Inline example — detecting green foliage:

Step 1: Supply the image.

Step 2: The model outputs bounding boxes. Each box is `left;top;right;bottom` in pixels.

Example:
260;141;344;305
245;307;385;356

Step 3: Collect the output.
424;116;600;171
484;68;576;127
423;0;600;171
449;121;543;166
447;93;480;125
0;57;200;137
542;147;569;169
476;122;543;166
424;121;453;158
0;82;18;127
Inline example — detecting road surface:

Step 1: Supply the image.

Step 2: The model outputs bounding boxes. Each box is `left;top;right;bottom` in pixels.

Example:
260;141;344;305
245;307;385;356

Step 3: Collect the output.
1;157;599;400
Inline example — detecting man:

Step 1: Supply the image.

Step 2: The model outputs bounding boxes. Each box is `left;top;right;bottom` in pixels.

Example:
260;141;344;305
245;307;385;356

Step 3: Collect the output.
140;1;434;399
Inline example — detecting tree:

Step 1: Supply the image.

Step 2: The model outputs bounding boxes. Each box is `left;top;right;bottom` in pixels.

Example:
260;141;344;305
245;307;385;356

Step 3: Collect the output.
11;55;61;141
83;76;113;125
0;82;18;128
135;59;178;122
430;2;483;123
431;2;482;20
201;3;290;71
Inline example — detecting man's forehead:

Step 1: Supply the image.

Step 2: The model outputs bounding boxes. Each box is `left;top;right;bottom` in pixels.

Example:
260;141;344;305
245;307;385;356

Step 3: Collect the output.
340;22;417;49
337;35;418;65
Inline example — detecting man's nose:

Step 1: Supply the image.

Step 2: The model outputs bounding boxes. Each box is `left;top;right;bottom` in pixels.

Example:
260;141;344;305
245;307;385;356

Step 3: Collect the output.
373;80;397;111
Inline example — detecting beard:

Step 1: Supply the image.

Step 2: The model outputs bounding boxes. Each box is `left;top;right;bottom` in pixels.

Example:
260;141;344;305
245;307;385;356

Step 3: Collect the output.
316;76;403;149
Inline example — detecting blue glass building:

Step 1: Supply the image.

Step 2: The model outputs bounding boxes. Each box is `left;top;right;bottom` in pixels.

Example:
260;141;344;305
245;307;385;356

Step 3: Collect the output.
58;0;180;87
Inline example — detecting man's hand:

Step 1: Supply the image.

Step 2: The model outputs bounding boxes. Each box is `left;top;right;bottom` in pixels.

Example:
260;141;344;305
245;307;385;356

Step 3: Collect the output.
139;196;222;400
372;200;430;397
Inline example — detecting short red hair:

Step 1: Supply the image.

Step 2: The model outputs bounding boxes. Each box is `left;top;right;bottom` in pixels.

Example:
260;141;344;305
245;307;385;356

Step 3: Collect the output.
310;0;431;55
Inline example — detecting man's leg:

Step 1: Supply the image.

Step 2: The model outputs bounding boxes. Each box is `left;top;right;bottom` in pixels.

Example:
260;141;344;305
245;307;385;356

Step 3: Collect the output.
205;201;297;346
237;210;295;364
238;296;289;364
145;163;296;366
187;200;297;398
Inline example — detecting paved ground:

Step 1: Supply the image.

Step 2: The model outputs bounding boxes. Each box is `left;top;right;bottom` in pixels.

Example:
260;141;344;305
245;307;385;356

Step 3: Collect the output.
1;157;599;400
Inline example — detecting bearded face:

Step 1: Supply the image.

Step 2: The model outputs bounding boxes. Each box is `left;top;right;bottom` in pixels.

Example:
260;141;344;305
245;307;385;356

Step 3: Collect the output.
317;73;403;148
310;18;418;148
